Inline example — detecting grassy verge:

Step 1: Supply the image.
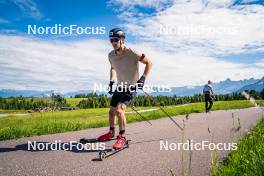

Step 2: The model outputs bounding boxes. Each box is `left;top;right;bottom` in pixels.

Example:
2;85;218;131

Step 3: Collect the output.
213;117;264;176
0;109;29;114
256;100;264;107
0;100;254;141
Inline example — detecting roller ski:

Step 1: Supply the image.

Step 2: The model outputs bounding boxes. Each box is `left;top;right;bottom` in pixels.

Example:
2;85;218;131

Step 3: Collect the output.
80;131;116;144
98;135;130;161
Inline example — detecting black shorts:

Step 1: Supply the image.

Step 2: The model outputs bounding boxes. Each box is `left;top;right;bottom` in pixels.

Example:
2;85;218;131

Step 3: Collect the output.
204;93;213;102
110;90;135;107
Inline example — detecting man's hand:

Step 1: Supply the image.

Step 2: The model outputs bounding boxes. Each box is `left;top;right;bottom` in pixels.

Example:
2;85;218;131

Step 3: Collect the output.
136;76;146;89
108;81;115;95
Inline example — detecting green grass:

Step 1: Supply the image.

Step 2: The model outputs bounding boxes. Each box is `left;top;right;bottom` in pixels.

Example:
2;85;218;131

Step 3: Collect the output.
213;117;264;176
66;98;85;107
256;100;264;107
0;100;254;141
0;109;28;114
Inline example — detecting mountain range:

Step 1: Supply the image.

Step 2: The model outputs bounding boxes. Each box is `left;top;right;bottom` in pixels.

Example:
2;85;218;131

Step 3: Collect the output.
150;77;262;96
237;77;264;93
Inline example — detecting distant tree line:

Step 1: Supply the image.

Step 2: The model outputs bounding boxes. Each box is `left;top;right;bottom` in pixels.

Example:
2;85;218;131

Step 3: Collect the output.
77;94;109;108
246;89;264;100
1;90;263;110
76;92;248;109
0;93;68;110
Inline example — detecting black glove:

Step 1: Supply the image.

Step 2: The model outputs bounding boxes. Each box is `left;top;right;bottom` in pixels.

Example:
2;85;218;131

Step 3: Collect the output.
108;81;115;95
136;76;146;89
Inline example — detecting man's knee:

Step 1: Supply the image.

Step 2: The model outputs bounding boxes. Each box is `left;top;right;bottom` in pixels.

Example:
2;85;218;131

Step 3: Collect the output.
109;107;116;116
115;104;126;117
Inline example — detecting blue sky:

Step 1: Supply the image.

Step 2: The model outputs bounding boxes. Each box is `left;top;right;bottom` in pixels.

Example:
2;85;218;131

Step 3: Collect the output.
0;0;264;92
0;0;123;40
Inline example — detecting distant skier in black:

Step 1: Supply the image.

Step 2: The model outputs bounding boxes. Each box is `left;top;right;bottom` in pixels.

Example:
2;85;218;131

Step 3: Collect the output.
203;80;214;113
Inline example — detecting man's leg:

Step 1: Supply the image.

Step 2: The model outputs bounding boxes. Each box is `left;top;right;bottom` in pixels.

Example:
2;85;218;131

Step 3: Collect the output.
205;94;210;112
98;106;116;140
112;103;127;149
112;91;133;149
208;100;213;112
109;106;116;131
205;100;209;112
115;103;127;135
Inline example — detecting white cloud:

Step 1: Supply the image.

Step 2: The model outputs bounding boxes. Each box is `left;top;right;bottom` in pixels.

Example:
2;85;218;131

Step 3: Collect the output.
108;0;173;10
109;0;264;55
255;59;264;68
129;43;264;86
0;35;263;92
0;35;112;92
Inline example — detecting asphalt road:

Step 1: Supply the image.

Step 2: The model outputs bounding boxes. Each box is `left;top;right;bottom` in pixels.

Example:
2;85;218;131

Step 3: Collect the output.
0;107;263;176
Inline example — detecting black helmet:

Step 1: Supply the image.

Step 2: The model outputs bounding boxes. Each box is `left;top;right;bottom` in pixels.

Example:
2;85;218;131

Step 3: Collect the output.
109;28;125;38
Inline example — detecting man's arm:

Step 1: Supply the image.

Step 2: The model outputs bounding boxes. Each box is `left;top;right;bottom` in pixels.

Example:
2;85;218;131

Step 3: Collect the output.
210;87;214;95
110;66;116;81
108;60;116;94
139;56;152;78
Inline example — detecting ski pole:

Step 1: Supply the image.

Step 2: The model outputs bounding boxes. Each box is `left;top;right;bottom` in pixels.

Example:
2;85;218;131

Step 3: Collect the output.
128;87;152;126
130;105;152;126
141;90;183;131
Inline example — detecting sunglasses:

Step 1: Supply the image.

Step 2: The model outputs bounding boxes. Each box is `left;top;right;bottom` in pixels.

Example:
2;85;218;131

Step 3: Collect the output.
110;38;119;43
